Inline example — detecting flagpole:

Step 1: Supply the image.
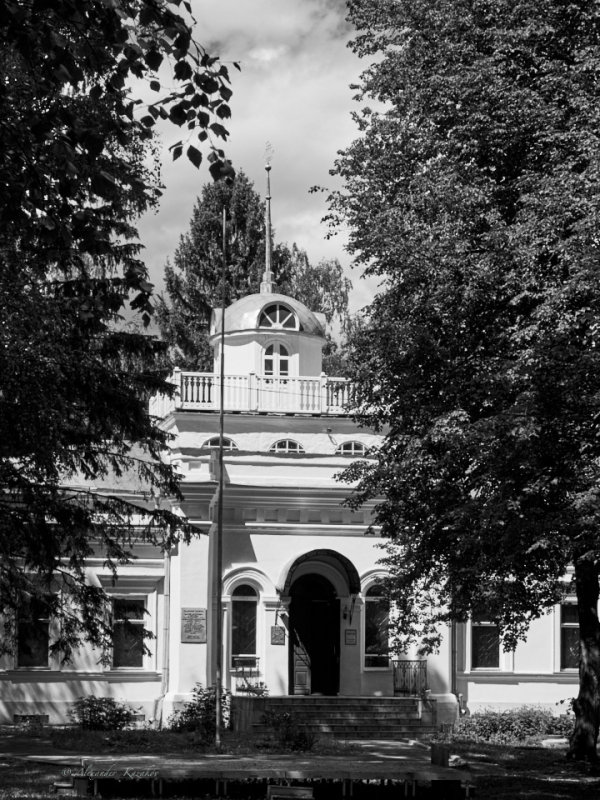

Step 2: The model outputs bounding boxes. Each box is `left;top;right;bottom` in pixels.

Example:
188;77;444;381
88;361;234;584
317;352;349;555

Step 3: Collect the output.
215;205;226;747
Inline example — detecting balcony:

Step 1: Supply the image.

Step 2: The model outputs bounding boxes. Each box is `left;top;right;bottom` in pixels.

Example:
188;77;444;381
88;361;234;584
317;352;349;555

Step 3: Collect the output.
150;370;354;417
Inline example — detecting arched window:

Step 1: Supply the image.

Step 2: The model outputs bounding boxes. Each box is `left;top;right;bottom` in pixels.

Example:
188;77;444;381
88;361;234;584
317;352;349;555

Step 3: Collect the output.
336;441;367;456
263;343;289;377
202;437;238;451
269;439;305;454
231;584;258;669
259;304;299;330
364;585;390;668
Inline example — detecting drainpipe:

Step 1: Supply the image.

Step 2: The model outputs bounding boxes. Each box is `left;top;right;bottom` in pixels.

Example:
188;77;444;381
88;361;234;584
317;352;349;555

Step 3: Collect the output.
450;620;457;697
155;547;171;728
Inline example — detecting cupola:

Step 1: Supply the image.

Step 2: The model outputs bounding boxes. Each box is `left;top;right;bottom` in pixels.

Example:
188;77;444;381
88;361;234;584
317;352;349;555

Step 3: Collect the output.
209;166;326;378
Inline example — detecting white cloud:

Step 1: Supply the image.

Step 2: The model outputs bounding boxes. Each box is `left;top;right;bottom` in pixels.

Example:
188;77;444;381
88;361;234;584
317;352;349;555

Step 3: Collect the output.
137;0;372;315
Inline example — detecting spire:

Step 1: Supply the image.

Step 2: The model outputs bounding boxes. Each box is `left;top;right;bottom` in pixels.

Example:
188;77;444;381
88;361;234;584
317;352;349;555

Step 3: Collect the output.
260;163;274;294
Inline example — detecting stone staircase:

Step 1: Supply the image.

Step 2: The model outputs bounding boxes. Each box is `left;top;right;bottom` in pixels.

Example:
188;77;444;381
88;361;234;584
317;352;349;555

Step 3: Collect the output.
259;696;436;740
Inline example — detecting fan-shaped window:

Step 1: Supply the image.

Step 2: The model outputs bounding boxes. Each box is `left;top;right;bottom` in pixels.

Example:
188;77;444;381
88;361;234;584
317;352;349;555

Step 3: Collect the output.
336;441;367;456
231;584;257;669
259;304;300;330
202;437;238;451
269;439;305;454
264;343;289;377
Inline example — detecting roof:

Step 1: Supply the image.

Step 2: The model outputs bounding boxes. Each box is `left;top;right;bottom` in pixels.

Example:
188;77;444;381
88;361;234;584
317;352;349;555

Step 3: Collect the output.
209;292;326;338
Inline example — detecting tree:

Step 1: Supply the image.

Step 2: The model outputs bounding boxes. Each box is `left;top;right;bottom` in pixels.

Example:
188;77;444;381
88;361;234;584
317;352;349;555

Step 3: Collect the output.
331;0;600;760
0;0;234;660
156;171;351;371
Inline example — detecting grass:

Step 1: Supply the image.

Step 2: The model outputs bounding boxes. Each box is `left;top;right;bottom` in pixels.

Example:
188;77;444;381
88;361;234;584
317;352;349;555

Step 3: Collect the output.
49;726;363;756
446;740;600;799
0;758;64;800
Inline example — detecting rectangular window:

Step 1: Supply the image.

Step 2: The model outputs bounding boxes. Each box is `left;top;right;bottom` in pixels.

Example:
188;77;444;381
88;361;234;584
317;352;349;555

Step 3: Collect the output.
232;603;257;668
471;616;500;669
17;596;50;668
365;594;390;668
560;604;579;670
113;598;145;668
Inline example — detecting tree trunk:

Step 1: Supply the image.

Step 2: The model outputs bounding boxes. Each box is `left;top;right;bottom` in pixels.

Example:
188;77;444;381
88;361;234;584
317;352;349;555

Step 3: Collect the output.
569;558;600;761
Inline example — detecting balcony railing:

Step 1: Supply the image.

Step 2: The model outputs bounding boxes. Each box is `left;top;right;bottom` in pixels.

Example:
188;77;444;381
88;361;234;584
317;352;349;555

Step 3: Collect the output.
392;659;428;696
150;370;354;417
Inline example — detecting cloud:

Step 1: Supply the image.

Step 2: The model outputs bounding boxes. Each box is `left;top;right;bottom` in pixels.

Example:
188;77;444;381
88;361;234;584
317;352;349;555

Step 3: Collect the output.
248;45;288;64
137;0;372;315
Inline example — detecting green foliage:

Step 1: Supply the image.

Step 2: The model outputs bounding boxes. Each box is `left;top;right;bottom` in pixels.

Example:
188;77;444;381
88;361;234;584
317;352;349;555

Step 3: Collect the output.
333;0;600;759
450;707;573;745
0;0;228;659
156;171;351;371
69;697;137;731
261;709;317;752
167;684;231;741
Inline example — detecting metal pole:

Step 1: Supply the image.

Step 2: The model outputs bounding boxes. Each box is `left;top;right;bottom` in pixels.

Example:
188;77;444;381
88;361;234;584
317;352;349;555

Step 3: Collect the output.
215;206;227;747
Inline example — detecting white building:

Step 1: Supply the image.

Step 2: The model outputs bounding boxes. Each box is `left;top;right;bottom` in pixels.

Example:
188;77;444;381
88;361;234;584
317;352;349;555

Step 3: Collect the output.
0;182;580;727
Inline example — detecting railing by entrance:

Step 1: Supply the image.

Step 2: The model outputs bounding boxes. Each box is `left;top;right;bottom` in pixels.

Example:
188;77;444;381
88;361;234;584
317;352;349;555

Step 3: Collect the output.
149;369;354;417
392;659;428;696
231;656;267;696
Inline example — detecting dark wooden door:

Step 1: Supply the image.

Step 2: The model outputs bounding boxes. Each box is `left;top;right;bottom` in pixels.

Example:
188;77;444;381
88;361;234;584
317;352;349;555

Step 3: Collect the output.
289;575;340;695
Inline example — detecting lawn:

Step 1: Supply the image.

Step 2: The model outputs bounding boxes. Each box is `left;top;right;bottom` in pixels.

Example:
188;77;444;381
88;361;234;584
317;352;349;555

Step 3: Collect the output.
448;740;600;799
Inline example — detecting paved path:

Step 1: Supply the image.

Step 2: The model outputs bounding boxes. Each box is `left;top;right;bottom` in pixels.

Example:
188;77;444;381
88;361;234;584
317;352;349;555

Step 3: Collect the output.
0;728;486;791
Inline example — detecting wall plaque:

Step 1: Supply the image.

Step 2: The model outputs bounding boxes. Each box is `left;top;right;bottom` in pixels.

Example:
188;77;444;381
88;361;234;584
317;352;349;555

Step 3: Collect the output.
271;625;285;645
181;608;207;643
344;629;357;646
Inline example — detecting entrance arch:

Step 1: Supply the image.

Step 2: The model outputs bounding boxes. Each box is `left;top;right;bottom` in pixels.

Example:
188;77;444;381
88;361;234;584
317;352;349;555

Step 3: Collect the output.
280;550;360;696
289;573;339;695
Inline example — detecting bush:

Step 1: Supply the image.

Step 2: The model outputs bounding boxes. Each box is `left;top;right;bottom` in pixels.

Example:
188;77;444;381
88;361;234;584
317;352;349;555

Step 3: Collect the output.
167;684;231;741
261;709;316;752
69;697;137;731
451;706;574;745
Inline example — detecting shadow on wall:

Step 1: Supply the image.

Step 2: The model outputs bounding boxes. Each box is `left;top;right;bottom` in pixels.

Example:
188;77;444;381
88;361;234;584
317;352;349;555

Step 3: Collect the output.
0;675;157;725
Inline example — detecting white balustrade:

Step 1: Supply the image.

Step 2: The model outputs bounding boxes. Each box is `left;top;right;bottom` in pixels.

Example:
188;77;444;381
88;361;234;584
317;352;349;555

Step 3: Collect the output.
152;371;354;416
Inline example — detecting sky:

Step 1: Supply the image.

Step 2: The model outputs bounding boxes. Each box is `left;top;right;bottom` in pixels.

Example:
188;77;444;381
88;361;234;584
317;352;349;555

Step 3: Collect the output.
136;0;378;315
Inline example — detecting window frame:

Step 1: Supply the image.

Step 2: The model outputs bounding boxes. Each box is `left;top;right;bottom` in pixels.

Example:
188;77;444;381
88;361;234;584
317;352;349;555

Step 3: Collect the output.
16;593;54;670
263;342;290;377
269;439;305;454
202;436;238;451
230;584;259;671
258;303;300;331
558;601;579;672
99;576;161;674
112;597;147;670
363;583;391;670
336;441;367;457
469;614;501;671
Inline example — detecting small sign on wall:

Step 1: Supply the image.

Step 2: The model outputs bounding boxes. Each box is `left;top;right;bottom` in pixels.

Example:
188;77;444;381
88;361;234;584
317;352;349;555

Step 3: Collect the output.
181;608;207;643
271;625;285;645
344;629;357;646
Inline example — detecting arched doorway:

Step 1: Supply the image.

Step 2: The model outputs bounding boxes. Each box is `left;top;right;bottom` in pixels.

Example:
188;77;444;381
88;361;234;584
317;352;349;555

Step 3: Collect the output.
289;574;340;695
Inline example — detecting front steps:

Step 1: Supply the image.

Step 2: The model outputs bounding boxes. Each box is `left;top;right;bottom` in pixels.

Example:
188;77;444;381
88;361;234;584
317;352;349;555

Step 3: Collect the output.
260;696;436;739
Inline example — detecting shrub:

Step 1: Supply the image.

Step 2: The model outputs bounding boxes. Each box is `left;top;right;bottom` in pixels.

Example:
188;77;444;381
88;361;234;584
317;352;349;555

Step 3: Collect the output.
451;706;574;745
167;684;231;741
70;697;136;731
261;709;316;751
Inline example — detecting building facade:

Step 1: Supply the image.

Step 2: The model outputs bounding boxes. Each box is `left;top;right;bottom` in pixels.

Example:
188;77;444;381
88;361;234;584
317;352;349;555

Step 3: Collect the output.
0;179;580;724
